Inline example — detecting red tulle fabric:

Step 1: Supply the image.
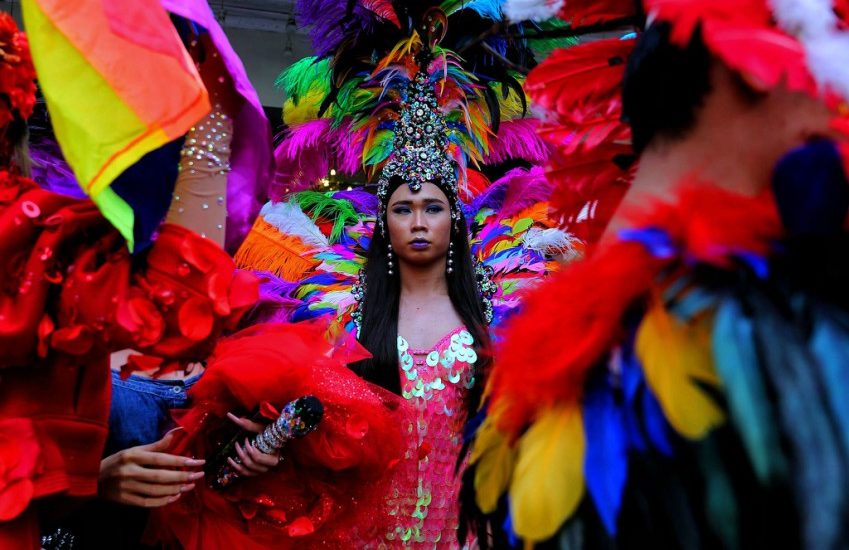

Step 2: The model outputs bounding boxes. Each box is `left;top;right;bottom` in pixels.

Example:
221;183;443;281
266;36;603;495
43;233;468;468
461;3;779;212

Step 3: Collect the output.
0;171;258;543
489;185;782;438
148;321;414;549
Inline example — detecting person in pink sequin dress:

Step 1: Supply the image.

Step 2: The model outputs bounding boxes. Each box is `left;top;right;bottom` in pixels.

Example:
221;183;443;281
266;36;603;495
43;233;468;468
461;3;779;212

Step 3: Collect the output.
352;175;492;549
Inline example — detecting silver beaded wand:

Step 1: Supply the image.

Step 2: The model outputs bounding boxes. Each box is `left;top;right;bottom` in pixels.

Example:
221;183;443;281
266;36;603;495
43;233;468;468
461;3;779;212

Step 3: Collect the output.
212;395;323;490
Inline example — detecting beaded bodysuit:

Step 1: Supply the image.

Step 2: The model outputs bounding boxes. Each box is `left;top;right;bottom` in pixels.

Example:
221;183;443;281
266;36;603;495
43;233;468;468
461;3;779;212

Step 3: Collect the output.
382;326;477;549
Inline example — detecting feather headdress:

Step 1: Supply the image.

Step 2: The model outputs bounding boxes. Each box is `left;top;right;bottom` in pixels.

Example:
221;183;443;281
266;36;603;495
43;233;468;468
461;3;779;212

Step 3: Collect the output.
272;1;550;201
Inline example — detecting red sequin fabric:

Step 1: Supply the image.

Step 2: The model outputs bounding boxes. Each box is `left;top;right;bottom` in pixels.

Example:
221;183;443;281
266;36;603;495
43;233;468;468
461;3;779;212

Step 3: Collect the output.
381;326;477;549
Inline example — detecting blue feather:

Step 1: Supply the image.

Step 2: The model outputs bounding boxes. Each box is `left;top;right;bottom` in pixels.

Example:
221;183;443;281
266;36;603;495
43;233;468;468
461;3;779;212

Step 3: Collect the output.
712;296;787;482
810;306;849;461
583;370;628;534
620;336;674;456
503;498;520;548
751;292;847;549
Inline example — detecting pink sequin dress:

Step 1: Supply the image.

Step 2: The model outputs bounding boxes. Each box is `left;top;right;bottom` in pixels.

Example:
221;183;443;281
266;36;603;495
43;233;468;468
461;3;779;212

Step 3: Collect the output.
380;326;478;549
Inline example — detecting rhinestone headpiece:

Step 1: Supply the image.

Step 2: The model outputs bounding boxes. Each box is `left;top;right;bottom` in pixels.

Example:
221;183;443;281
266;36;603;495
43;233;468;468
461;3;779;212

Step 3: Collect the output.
376;71;458;231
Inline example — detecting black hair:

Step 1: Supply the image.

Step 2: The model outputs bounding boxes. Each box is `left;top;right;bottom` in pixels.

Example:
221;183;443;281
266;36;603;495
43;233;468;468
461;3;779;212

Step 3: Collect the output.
350;177;491;418
622;22;713;155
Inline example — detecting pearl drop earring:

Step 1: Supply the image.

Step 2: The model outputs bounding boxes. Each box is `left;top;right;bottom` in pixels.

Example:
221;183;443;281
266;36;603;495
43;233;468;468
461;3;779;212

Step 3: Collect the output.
387;243;395;276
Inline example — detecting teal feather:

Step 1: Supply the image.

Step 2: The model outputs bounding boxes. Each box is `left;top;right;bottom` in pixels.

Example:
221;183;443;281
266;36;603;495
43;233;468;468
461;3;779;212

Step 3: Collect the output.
697;435;739;550
712;295;788;483
439;0;503;21
750;291;847;549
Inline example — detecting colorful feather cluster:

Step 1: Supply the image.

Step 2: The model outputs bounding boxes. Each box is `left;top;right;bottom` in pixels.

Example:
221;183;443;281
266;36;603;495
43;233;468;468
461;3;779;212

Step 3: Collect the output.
468;167;573;331
464;145;849;548
237;169;571;335
272;0;550;196
235;189;375;332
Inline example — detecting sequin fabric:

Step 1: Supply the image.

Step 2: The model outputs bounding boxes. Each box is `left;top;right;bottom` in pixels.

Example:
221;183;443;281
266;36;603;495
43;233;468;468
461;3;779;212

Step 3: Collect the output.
382;327;477;549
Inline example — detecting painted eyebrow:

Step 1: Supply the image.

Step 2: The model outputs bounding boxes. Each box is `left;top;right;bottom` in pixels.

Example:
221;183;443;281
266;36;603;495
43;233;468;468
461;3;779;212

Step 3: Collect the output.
390;198;448;206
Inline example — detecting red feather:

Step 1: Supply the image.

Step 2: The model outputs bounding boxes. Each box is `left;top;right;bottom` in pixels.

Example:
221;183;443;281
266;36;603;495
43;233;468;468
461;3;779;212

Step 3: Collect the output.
557;0;637;27
360;0;400;27
489;185;782;438
526;38;636;243
646;0;817;97
525;39;633;119
461;169;491;203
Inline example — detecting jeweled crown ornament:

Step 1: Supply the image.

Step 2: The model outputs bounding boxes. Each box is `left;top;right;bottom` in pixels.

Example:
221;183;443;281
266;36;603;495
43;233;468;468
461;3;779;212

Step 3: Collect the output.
377;70;458;231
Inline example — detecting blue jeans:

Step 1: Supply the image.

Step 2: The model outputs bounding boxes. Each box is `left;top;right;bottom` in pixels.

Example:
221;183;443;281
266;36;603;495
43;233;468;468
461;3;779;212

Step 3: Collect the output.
41;371;204;550
104;370;201;456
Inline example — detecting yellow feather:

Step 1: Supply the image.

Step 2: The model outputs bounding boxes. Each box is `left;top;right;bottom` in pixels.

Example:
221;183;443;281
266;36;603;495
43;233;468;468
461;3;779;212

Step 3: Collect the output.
472;415;517;514
282;88;327;125
510;406;585;542
490;81;529;121
636;301;725;439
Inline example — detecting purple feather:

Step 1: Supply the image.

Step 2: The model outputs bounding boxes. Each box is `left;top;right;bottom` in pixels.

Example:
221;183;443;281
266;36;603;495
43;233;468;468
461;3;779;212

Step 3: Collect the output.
27;137;86;199
333;189;379;216
242;272;302;325
295;0;389;58
484;119;550;165
469;166;554;221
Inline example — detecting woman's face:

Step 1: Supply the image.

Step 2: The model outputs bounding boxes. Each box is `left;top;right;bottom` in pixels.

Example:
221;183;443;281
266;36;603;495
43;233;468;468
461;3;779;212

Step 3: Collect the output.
386;182;453;268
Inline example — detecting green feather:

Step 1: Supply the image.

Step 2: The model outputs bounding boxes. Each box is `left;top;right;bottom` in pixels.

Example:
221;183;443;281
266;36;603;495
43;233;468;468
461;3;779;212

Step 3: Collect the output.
529;18;580;58
333;77;374;126
363;129;394;167
295;191;360;243
275;56;331;106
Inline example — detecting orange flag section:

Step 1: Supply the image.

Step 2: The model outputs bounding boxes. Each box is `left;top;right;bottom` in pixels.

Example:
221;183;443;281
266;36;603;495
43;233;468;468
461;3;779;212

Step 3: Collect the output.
22;0;209;249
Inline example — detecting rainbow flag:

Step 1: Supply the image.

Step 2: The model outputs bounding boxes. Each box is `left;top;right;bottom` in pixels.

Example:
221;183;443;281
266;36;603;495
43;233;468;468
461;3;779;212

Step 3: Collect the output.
22;0;210;250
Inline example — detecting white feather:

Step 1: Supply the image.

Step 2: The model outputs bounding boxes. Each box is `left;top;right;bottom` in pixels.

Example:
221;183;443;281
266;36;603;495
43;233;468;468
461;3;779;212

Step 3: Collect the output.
770;0;849;101
504;0;563;22
259;200;328;249
523;227;581;261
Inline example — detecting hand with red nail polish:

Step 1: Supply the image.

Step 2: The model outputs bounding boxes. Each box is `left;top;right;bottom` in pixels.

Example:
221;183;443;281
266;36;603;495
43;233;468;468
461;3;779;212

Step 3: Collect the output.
99;429;206;508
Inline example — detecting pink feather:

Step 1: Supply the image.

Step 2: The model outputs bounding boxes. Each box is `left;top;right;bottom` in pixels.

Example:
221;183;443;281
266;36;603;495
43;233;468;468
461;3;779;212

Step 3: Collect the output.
271;120;364;199
484;119;551;165
471;165;554;221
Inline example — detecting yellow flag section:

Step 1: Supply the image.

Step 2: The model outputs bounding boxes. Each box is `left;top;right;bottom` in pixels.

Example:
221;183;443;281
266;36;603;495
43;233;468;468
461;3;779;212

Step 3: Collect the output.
22;0;209;250
636;301;726;439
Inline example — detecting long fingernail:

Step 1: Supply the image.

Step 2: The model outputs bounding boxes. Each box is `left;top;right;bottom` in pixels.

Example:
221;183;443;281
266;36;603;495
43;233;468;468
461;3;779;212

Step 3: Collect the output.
168;495;181;503
185;458;205;466
181;484;195;492
189;471;205;480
